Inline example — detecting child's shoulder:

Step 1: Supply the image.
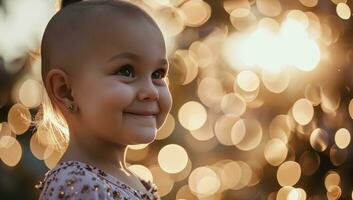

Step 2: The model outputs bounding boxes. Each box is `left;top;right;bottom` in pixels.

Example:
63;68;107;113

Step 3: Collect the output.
35;160;158;200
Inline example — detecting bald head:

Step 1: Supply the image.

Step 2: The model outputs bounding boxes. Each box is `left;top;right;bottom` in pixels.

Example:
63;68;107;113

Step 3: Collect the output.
41;0;161;84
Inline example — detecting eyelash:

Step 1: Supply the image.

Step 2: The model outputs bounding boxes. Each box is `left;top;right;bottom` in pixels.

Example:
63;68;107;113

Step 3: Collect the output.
115;64;167;80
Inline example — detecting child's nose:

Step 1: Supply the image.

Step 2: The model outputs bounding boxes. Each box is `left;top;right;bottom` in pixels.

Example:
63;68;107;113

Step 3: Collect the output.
137;78;159;101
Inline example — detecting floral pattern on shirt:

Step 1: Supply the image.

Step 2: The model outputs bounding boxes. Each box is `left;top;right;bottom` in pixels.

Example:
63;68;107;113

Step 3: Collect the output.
35;160;161;200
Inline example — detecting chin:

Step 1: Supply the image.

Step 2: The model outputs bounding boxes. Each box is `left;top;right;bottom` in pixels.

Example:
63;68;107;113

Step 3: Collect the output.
141;133;156;144
134;129;157;144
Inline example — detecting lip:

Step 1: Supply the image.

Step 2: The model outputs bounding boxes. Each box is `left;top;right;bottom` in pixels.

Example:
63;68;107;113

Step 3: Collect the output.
124;112;157;118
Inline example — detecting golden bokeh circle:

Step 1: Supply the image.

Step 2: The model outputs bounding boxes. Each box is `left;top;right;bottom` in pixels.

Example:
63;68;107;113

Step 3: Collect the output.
214;114;239;146
277;161;301;186
292;98;314;125
336;2;351;20
179;0;211;27
178;101;207;131
264;138;288;166
158;144;189;174
220;93;246;117
256;0;282;17
310;128;329;152
299;0;319;7
149;165;174;197
188;166;221;197
236;70;260;92
235;119;263;151
128;164;153;182
7;103;32;135
334;128;351;149
0;136;22;167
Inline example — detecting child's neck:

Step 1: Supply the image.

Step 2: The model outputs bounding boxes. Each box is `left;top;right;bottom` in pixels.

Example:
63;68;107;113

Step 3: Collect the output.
59;134;128;173
57;132;150;193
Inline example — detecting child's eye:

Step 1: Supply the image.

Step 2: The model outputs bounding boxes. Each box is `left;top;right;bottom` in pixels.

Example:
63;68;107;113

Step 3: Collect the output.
152;69;166;79
116;64;134;78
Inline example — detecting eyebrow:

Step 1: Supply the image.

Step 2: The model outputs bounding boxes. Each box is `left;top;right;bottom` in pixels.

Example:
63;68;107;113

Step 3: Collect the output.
108;52;169;67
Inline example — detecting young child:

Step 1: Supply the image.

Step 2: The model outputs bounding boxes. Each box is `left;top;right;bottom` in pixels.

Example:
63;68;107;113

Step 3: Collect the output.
35;0;172;199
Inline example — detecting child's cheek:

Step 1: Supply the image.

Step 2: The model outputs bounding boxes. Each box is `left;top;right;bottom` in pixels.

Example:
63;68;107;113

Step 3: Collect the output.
163;87;173;112
156;88;173;129
103;84;135;111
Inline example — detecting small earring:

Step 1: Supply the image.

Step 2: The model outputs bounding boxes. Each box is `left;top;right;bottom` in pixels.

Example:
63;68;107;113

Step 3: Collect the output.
67;103;76;113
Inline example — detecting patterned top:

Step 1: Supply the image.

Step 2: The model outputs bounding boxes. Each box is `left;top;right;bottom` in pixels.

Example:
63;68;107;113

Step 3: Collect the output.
35;160;160;200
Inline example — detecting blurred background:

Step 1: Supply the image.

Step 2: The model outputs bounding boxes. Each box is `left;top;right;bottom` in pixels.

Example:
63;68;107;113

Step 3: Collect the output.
1;0;353;199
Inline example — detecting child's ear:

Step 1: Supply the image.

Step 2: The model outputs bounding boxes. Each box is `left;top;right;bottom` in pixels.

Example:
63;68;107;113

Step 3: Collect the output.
45;68;74;112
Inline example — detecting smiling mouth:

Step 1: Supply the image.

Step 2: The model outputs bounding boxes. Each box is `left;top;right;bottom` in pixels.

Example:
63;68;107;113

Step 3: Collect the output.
124;112;156;118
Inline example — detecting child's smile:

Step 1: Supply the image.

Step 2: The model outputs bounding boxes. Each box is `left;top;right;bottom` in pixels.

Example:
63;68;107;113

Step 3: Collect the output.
124;112;157;120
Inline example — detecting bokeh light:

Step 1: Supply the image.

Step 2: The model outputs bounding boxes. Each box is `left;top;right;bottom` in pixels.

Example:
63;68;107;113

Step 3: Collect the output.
264;138;288;166
223;12;321;74
325;171;340;192
292;98;314;125
299;0;319;7
178;101;207;131
179;0;211;27
336;3;351;20
0;136;22;167
220;93;246;117
236;70;260;92
150;165;174;197
277;161;301;186
128;164;153;183
7;103;31;135
334;128;351;149
234;118;263;151
310;128;329;152
158;144;189;174
188;166;221;197
214;114;239;146
197;77;225;110
18;79;42;108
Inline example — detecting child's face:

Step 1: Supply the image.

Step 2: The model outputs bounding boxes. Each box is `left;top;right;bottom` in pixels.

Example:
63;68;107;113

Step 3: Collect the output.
69;13;172;146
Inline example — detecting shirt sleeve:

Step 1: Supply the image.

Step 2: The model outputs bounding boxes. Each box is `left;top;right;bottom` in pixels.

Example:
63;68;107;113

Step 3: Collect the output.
38;168;109;200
